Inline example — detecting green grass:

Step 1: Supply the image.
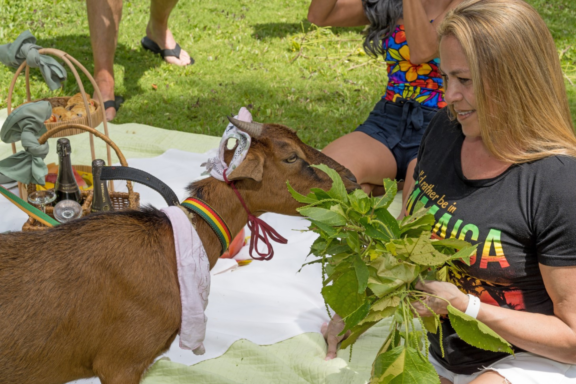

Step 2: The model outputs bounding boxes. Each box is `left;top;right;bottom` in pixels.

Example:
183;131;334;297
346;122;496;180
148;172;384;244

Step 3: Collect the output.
0;0;575;148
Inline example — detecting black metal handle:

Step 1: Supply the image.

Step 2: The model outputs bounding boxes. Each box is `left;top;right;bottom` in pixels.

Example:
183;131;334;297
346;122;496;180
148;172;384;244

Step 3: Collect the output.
100;166;180;206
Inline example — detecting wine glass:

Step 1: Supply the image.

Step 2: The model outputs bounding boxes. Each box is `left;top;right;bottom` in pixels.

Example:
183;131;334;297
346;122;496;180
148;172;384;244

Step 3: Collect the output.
53;200;83;223
27;190;57;213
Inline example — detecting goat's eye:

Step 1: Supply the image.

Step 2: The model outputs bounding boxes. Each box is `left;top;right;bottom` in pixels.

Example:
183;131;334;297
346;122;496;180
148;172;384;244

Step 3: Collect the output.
285;155;298;163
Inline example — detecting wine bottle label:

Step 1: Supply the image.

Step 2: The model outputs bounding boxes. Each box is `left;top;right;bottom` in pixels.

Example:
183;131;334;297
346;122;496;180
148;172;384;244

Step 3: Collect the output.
57;183;81;193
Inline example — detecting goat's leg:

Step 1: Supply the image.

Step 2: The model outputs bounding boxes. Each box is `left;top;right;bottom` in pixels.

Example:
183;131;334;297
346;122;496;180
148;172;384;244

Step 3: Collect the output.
93;330;178;384
99;372;144;384
94;358;151;384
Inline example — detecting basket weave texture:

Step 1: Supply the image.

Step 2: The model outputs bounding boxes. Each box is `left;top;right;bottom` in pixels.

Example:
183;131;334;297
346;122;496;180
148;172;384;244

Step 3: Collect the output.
31;97;103;137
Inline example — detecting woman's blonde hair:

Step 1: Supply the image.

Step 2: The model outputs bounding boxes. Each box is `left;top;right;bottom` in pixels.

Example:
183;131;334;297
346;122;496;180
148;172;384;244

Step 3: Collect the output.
438;0;576;163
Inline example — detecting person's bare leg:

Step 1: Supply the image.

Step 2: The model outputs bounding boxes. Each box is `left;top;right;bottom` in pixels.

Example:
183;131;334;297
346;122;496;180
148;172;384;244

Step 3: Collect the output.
469;371;509;383
440;377;453;384
86;0;123;121
322;131;397;195
146;0;191;66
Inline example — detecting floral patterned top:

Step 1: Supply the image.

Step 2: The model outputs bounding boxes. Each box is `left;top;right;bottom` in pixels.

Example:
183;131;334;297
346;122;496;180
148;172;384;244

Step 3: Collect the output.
383;24;446;109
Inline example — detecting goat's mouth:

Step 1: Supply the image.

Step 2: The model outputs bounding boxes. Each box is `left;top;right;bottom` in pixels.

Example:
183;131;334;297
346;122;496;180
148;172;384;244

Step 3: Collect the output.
343;171;360;192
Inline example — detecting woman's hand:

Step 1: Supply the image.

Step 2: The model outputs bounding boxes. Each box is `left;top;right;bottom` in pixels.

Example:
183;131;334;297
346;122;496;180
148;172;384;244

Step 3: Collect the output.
321;314;351;360
412;280;469;316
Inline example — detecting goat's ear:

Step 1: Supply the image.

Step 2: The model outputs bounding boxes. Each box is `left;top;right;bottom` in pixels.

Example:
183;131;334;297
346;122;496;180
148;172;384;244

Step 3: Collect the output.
228;151;264;182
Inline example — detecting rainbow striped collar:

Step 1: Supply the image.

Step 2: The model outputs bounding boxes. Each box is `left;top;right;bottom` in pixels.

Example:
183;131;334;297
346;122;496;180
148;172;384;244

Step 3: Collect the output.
180;198;231;254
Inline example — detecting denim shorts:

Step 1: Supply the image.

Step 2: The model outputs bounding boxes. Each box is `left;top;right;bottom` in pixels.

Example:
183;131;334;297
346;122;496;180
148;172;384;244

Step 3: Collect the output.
355;98;439;180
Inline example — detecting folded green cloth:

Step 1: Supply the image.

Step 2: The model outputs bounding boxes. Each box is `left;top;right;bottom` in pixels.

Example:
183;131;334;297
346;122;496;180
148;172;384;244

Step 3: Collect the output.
0;30;67;91
0;101;51;185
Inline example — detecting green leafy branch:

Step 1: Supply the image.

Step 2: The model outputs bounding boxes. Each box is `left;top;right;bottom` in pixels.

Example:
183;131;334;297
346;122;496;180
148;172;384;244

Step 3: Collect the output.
288;164;513;384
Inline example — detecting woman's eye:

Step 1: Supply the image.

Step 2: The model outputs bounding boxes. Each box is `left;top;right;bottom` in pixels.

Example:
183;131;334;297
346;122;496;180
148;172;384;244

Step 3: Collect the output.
458;77;471;84
286;155;298;163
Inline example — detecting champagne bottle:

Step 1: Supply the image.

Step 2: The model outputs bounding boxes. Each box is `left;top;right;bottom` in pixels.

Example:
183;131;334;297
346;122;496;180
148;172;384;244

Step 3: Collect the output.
54;138;82;204
91;159;113;212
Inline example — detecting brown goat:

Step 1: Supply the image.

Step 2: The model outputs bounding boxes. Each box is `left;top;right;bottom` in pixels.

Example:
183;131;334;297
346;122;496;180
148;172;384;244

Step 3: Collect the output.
0;119;358;384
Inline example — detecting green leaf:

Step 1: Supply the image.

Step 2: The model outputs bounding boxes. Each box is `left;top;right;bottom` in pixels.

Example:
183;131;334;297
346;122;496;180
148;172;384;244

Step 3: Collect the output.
373;179;397;210
400;209;435;235
326;242;352;256
310;188;332;201
362;219;395;242
392;232;450;267
342;299;371;334
421;315;439;334
371;346;440;384
311;164;348;203
432;238;471;250
298;206;347;226
353;254;369;293
310;220;338;238
361;306;397;324
372;296;401;311
446;245;478;266
310;237;327;256
322;269;366;318
367;281;401;299
347;232;361;253
330;203;347;218
373;208;400;239
287;181;319;204
349;189;371;214
435;266;449;282
368;262;419;298
340;321;378;349
447;305;514;354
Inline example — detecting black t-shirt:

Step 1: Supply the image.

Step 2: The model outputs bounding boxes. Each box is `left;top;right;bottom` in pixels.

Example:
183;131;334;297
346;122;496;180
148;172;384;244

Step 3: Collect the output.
408;108;576;374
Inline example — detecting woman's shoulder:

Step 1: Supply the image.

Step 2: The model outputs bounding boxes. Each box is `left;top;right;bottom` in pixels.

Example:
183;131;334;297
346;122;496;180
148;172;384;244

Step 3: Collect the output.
516;155;576;202
523;154;576;174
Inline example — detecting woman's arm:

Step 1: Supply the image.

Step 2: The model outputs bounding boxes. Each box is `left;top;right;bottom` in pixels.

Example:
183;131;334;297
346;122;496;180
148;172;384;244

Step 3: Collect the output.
307;0;369;27
403;0;461;64
414;265;576;364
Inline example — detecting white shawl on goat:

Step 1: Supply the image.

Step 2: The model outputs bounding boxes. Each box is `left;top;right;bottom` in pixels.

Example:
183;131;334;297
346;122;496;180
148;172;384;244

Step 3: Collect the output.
161;206;210;355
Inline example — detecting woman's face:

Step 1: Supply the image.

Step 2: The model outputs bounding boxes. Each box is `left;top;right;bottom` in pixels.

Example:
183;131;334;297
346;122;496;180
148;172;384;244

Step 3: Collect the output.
440;35;480;138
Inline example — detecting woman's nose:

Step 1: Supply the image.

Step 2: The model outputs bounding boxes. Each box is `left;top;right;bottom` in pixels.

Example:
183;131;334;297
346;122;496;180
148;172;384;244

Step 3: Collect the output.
444;82;462;104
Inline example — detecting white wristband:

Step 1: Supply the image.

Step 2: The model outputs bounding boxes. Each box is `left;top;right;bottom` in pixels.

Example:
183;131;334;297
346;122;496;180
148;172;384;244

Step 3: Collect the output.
464;294;481;319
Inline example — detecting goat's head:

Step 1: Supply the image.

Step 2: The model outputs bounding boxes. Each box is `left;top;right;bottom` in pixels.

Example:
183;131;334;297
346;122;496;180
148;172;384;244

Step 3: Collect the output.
222;117;359;216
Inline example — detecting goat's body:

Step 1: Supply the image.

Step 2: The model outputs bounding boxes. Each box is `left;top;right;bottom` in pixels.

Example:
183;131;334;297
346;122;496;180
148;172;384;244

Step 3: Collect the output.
0;209;181;384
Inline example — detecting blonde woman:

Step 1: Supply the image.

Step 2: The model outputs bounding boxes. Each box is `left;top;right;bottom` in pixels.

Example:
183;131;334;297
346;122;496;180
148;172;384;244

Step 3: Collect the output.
404;0;576;382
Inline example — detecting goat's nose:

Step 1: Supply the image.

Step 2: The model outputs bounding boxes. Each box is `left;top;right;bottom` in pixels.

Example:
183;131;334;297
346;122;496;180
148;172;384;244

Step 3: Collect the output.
347;174;357;184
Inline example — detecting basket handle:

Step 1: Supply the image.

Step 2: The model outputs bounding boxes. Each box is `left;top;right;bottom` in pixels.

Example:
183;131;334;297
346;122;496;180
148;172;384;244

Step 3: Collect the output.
7;48;113;168
38;124;134;194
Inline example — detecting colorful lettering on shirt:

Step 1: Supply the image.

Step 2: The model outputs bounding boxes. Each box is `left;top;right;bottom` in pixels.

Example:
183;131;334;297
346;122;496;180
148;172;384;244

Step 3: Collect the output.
409;173;510;270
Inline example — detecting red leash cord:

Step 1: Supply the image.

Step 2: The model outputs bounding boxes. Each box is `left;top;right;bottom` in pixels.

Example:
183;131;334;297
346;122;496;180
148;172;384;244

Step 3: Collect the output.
223;172;288;260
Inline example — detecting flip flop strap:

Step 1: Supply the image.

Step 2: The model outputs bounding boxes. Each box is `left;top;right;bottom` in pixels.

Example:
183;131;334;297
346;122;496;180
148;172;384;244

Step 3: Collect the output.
161;44;181;59
103;100;116;110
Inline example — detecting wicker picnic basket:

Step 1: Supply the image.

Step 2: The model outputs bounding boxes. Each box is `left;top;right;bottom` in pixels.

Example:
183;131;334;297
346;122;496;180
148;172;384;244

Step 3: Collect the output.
6;48;107;138
3;47;140;230
22;125;140;231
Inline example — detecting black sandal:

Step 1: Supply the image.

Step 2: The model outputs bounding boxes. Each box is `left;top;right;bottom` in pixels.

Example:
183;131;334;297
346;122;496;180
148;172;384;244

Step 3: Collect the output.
103;95;124;112
141;36;195;65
